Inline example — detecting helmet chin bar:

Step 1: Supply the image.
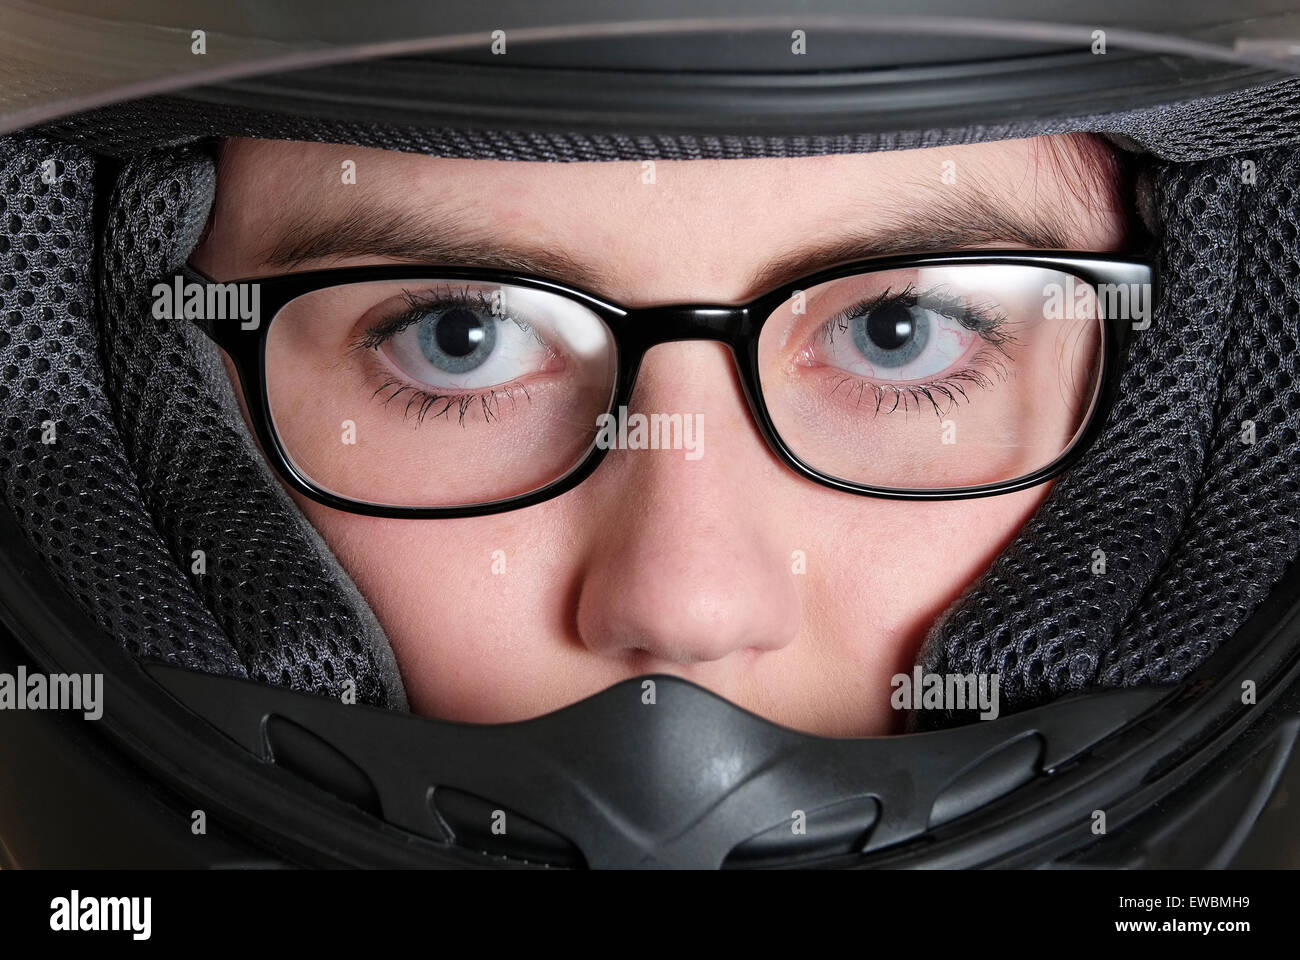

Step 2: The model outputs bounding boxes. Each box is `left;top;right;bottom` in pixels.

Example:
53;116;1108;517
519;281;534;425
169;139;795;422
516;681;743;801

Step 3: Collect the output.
147;662;1159;869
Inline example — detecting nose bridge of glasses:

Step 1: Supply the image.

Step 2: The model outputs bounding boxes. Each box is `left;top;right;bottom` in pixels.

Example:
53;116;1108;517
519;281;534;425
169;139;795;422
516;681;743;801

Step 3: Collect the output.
624;304;750;350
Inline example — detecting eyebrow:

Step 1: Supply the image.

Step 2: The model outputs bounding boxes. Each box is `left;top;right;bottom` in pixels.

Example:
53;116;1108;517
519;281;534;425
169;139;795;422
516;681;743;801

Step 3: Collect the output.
746;191;1077;293
258;203;616;288
255;184;1085;299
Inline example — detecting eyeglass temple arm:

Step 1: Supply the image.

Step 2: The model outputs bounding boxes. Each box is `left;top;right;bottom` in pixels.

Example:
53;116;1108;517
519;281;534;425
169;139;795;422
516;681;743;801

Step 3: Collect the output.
174;262;218;339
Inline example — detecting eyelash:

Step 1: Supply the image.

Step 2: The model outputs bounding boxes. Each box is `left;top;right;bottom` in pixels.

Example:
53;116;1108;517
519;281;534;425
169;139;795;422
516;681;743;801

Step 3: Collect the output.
368;375;533;426
349;287;546;427
353;286;543;349
817;284;1016;418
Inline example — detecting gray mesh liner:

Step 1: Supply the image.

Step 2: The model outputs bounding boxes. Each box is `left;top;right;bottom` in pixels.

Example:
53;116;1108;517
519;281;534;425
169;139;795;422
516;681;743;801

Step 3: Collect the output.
0;137;246;675
913;146;1300;727
33;76;1300;163
0;134;407;710
1098;154;1300;685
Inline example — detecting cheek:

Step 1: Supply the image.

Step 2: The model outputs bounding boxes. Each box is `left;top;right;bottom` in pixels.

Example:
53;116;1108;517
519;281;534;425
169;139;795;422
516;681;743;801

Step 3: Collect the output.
292;502;576;719
803;487;1048;664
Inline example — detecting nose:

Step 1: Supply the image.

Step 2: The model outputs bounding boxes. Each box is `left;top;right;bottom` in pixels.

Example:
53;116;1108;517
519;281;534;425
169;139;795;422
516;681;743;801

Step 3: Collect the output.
574;341;801;666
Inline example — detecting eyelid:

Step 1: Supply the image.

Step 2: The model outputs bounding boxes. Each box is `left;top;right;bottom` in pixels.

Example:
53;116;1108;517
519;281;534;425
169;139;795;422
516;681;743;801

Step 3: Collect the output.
819;284;1008;345
354;286;543;352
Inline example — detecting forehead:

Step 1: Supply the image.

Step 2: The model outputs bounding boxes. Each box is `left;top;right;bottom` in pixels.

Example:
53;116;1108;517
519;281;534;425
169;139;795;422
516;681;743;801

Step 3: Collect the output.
206;136;1122;303
219;135;1082;216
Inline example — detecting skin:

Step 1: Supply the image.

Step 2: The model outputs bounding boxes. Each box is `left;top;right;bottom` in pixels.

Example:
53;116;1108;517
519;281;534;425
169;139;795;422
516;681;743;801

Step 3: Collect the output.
192;136;1126;737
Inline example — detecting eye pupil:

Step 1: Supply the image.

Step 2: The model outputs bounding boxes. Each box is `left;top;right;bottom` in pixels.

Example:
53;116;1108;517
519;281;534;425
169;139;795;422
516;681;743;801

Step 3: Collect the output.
435;307;487;358
867;304;915;350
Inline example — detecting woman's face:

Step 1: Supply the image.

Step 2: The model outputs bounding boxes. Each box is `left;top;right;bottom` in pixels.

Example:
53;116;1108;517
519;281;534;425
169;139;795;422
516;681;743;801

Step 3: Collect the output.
191;135;1126;736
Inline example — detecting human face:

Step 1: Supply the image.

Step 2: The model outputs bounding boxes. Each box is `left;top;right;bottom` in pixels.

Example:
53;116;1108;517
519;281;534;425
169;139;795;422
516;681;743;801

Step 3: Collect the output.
191;134;1128;736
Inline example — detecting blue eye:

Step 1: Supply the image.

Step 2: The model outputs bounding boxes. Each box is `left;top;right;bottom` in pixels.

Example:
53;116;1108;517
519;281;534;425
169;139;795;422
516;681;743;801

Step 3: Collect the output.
808;285;1012;386
415;306;498;374
364;286;560;394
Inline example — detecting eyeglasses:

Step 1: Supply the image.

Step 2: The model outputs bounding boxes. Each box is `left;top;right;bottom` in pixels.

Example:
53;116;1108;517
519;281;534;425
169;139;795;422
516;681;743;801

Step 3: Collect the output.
176;252;1153;518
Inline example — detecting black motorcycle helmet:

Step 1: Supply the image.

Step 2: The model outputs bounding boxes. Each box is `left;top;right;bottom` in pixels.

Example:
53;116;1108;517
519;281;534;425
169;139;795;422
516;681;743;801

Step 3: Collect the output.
2;1;1300;870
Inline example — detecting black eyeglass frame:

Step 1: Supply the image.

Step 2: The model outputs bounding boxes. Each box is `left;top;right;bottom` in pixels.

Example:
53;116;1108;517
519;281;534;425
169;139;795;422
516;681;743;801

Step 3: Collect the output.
180;251;1153;518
